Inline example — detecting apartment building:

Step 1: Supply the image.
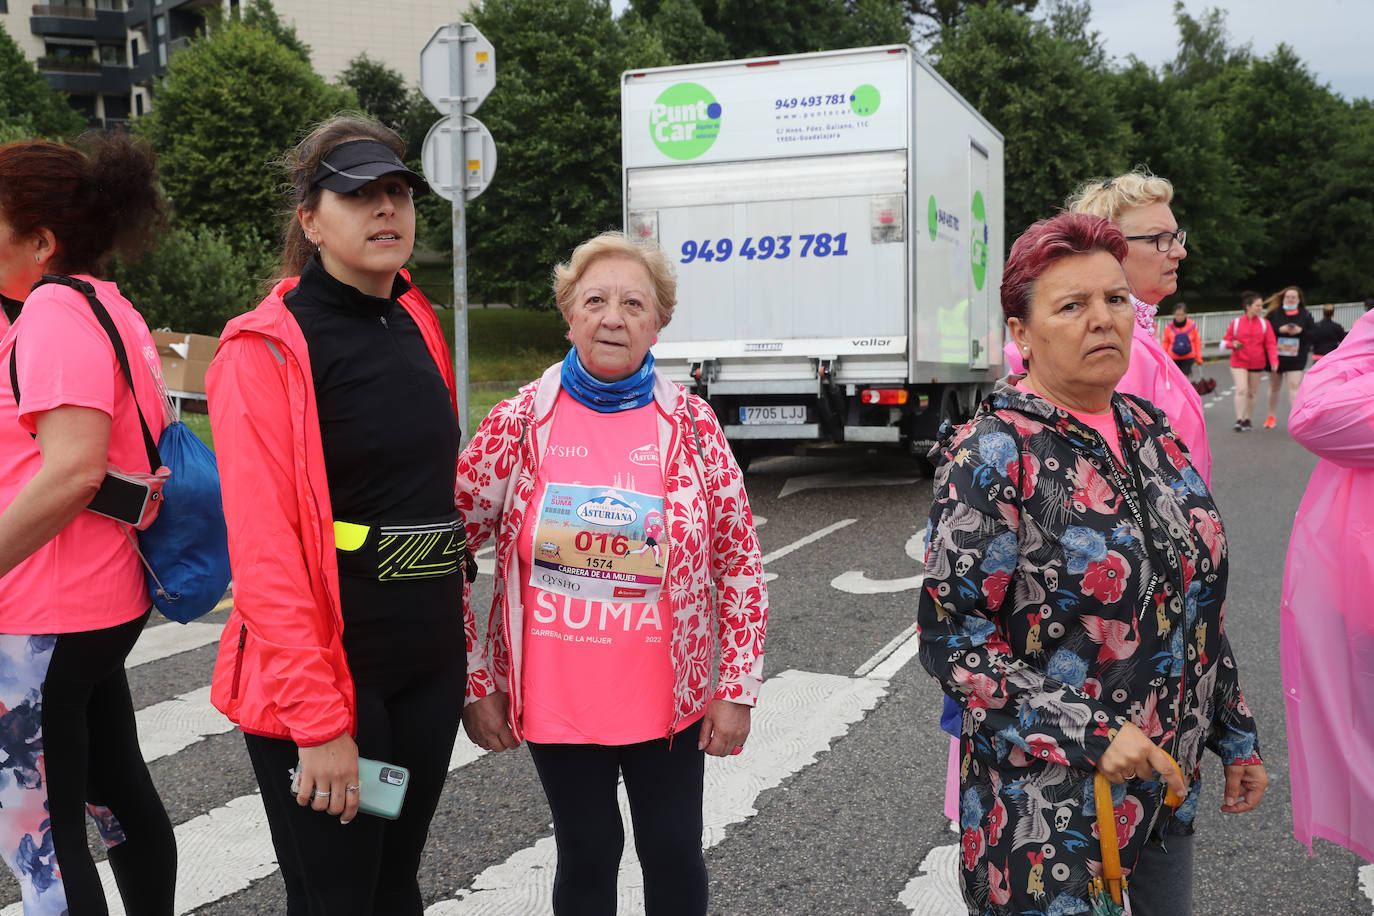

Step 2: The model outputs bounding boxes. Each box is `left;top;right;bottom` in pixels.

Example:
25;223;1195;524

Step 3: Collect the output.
1;0;468;128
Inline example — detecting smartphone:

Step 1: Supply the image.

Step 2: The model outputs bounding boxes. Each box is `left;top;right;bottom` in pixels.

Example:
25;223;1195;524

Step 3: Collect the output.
86;468;156;527
290;757;409;821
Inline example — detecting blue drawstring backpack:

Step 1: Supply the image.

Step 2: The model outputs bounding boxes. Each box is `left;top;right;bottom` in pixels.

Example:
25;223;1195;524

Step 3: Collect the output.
28;276;232;623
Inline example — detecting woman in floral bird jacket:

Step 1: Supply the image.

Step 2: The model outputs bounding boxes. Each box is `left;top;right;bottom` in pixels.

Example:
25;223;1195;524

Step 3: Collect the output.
917;213;1265;916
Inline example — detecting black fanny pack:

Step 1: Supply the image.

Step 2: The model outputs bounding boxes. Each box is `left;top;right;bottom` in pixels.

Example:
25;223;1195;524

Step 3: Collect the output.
334;511;477;582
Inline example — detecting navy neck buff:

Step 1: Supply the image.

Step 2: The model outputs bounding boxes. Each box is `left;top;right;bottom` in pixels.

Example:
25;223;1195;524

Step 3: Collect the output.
560;346;656;412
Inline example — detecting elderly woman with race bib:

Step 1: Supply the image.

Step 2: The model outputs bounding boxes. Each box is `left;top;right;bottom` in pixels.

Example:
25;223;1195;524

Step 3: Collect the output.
457;231;767;915
918;212;1265;915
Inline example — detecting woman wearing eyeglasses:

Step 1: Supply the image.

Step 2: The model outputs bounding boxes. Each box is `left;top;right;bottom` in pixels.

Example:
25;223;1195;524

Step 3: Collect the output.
1004;171;1210;483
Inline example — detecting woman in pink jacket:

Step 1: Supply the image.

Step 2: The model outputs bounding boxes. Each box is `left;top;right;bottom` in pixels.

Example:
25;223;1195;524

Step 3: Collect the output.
1281;308;1374;862
1005;170;1211;483
457;232;768;915
1221;291;1279;431
207;115;474;914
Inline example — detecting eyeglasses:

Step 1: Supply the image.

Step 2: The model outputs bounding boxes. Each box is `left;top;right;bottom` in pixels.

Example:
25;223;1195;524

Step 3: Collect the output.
1124;229;1187;252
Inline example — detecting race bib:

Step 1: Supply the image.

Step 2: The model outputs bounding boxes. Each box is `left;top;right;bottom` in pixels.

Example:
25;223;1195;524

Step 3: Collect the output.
1277;336;1300;358
528;483;668;603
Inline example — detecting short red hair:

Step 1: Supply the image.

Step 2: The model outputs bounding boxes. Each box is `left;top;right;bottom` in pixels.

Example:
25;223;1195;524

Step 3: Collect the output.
1000;213;1128;322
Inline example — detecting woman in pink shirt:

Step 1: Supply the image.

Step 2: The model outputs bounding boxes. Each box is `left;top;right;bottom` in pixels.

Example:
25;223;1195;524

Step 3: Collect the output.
457;232;768;915
0;136;176;913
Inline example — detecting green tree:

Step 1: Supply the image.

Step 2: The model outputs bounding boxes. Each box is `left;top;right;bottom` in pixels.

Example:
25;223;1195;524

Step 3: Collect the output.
465;0;670;307
341;53;410;131
137;20;351;245
902;0;1038;42
702;0;909;58
1106;60;1259;296
107;226;270;335
238;0;311;64
646;0;730;64
1297;100;1374;298
1164;1;1250;90
1210;44;1345;294
0;22;85;139
933;3;1127;238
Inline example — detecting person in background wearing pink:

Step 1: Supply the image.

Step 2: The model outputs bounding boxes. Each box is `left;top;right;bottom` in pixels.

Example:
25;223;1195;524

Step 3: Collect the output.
0;135;177;914
1005;170;1211;484
1281;308;1374;863
1221;291;1278;432
457;232;767;915
1161;302;1204;378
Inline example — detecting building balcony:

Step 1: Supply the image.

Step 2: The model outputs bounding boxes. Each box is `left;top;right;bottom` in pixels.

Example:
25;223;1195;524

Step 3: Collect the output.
41;62;133;94
129;49;155;82
31;6;128;38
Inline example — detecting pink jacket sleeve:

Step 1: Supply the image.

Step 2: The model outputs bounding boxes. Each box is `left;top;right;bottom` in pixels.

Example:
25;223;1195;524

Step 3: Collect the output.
1264;321;1280;370
1289;310;1374;468
1114;324;1213;486
207;337;353;746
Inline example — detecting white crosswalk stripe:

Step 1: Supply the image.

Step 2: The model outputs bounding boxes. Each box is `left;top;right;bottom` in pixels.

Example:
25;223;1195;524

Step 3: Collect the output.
427;669;888;915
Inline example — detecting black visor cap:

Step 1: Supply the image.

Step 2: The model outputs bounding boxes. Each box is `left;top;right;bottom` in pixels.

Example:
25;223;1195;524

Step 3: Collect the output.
312;138;430;197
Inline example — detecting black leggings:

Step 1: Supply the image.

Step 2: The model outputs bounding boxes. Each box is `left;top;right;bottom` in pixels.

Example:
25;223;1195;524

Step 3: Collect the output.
527;719;707;916
243;651;464;916
0;610;177;915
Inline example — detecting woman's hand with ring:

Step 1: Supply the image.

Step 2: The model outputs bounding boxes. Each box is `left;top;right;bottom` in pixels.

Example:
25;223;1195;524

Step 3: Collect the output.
297;732;361;823
699;699;751;757
1096;722;1186;799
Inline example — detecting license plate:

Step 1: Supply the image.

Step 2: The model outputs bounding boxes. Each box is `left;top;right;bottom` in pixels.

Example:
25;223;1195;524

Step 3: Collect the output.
739;405;806;425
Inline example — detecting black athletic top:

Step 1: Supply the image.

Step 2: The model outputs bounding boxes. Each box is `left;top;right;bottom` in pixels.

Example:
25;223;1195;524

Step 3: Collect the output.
285;256;463;678
1268;305;1315;373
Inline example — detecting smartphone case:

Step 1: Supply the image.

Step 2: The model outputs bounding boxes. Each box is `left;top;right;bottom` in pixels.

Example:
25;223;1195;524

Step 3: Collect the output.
290;757;409;821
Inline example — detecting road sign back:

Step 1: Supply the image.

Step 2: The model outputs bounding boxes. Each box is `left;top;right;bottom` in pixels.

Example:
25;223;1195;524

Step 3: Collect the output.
420;22;495;115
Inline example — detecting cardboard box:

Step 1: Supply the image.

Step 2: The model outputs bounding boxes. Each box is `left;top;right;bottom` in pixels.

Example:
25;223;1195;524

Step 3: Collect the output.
151;330;218;393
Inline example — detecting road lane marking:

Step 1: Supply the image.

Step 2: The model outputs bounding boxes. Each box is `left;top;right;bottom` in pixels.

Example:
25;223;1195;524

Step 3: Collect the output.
761;519;855;566
426;668;887;914
855;621;920;679
778;469;919;499
897;843;964;915
126;621;222;670
832;529;927;595
0;732;494;915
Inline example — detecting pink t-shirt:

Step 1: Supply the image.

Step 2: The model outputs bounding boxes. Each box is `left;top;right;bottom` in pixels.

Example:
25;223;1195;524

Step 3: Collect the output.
1016;380;1123;463
518;392;674;744
0;277;167;633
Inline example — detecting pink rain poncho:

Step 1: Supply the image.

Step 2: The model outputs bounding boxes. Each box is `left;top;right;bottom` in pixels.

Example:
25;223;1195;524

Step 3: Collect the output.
1282;308;1374;862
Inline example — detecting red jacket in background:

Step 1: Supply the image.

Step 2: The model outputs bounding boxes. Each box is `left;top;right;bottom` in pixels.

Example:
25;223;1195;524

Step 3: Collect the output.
1161;318;1203;364
1223;314;1278;371
205;272;473;746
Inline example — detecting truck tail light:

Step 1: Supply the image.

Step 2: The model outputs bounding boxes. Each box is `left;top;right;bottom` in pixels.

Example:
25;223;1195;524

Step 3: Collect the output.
861;388;908;405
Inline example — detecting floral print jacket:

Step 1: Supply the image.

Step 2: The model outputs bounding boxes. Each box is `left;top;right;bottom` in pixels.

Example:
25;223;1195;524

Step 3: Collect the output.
917;380;1261;915
456;364;768;741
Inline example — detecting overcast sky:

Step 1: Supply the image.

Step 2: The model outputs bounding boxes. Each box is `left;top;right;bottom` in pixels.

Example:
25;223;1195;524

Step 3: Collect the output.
610;0;1372;102
1085;0;1372;102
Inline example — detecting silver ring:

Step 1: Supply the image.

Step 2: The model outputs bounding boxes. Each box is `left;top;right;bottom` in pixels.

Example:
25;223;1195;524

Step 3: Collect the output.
313;790;331;797
346;785;360;792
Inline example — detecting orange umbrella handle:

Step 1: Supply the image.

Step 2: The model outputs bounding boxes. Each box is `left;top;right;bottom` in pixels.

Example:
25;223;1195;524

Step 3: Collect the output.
1093;773;1124;904
1094;750;1187;905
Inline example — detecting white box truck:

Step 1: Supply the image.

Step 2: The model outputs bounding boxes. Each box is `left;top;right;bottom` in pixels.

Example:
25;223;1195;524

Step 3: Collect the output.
621;45;1004;468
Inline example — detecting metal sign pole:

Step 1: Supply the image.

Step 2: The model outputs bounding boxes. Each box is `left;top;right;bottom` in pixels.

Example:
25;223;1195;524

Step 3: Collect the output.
448;30;469;440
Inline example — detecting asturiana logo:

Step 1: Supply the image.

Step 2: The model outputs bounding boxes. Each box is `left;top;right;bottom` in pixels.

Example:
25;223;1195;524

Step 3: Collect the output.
576;496;639;526
650;82;721;160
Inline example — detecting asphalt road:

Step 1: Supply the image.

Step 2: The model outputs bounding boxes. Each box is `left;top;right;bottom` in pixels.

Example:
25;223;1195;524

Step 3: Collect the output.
1;367;1368;915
